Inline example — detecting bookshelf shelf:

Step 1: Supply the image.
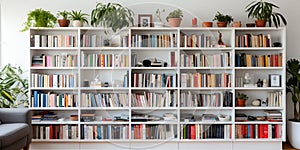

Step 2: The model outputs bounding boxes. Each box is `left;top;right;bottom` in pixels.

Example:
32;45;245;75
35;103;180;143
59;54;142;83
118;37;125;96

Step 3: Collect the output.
29;27;286;146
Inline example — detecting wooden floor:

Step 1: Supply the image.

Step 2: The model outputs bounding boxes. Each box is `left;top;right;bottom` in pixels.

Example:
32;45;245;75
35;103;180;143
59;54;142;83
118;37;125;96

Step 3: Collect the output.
283;142;298;150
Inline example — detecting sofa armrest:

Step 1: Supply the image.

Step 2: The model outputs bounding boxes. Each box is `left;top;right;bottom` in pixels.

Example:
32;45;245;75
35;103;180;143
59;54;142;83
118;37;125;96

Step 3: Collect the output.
0;108;32;125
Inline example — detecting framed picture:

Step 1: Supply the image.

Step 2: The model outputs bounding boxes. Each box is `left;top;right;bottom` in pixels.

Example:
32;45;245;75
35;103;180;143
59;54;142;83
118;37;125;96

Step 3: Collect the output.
269;74;281;87
138;14;152;27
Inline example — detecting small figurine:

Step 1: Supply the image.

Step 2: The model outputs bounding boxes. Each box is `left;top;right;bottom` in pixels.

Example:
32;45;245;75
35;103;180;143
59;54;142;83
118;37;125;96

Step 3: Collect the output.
256;78;263;87
218;31;224;45
263;79;268;87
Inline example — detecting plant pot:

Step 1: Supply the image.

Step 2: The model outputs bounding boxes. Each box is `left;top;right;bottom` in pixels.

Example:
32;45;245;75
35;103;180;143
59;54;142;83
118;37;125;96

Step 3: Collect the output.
202;22;213;27
237;99;246;107
287;120;300;149
58;19;70;27
255;20;267;27
168;18;182;27
232;21;241;27
246;23;255;27
217;21;227;27
72;20;83;27
192;18;197;27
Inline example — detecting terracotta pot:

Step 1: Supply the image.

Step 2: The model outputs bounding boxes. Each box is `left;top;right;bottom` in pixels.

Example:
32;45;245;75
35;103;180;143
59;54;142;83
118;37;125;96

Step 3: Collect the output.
255;20;267;27
192;18;197;27
232;21;241;27
217;21;227;27
168;18;182;27
202;22;213;27
58;19;70;27
237;99;246;107
72;20;83;27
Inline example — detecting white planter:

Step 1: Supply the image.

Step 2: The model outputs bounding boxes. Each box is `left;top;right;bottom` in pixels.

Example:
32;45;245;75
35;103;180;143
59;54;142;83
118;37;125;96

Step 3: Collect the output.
72;20;83;27
287;120;300;149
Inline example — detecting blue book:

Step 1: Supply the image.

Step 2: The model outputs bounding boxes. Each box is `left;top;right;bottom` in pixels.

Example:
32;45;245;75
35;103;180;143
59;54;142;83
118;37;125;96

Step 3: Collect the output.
33;90;39;107
97;125;102;139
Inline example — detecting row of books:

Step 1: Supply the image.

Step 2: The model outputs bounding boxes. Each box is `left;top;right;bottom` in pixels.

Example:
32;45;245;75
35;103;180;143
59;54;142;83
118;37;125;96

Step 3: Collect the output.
32;54;78;67
131;33;177;48
235;53;282;67
266;91;283;107
81;124;129;140
31;91;78;108
235;124;282;139
235;33;272;47
30;34;77;47
181;73;232;88
32;125;78;140
180;91;233;107
80;93;129;107
131;124;176;140
31;73;78;88
131;91;177;107
180;52;231;67
81;52;129;67
180;33;217;48
180;124;232;139
132;73;177;88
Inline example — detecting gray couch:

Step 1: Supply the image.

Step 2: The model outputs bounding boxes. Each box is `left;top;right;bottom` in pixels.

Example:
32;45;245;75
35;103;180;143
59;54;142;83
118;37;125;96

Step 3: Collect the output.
0;108;32;150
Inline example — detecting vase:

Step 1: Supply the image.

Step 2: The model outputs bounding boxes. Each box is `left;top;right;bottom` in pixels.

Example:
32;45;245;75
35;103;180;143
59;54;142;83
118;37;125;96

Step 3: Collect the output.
232;21;241;27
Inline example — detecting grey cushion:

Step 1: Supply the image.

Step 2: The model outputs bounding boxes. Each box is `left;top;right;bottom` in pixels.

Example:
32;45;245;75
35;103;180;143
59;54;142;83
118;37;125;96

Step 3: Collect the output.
0;123;29;148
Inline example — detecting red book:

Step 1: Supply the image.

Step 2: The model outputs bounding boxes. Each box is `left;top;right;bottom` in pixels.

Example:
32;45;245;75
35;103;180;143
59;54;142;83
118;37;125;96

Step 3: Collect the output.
275;54;279;67
263;124;268;138
250;124;254;138
170;51;176;67
190;125;196;139
49;125;54;139
258;124;264;138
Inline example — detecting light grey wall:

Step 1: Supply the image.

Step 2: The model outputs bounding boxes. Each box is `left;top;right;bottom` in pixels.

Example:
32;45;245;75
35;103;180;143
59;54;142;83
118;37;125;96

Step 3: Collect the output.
0;0;298;118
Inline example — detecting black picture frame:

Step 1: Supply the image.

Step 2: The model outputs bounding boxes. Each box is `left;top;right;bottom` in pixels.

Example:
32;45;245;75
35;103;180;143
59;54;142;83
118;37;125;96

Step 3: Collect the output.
138;14;152;27
269;74;281;87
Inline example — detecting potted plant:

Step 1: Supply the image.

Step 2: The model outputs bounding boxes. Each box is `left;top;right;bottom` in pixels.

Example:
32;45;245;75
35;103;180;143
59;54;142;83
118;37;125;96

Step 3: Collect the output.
286;58;300;149
21;8;57;32
213;11;233;27
57;10;70;27
236;92;248;107
90;2;134;33
166;9;183;27
70;10;89;27
0;64;28;108
245;0;287;28
154;8;165;27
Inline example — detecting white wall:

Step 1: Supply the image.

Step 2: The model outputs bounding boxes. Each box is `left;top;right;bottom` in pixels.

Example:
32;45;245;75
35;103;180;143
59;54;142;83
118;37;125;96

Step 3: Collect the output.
0;0;298;118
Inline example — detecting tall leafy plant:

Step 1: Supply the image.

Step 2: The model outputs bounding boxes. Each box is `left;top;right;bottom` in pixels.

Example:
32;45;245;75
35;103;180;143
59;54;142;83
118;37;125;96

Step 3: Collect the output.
0;64;28;108
90;2;134;33
286;58;300;121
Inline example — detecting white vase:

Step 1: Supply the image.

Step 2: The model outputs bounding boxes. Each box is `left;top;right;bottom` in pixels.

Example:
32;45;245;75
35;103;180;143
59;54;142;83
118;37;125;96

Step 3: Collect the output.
287;120;300;149
72;20;83;27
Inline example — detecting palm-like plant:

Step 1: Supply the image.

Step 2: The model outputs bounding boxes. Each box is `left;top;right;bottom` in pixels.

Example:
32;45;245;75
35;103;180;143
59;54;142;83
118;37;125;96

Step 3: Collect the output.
286;58;300;121
0;64;28;108
245;0;287;28
70;10;89;24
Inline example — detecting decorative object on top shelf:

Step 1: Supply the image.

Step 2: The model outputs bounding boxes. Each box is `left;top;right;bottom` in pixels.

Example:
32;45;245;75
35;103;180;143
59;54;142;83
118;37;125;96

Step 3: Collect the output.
232;21;241;27
202;21;213;27
286;58;300;149
256;79;263;87
21;8;57;32
236;92;248;107
70;10;89;27
166;9;183;27
243;73;255;87
213;11;233;27
246;23;255;27
138;14;152;27
245;0;287;28
154;8;165;27
90;2;134;33
0;64;28;108
57;10;70;27
192;18;197;27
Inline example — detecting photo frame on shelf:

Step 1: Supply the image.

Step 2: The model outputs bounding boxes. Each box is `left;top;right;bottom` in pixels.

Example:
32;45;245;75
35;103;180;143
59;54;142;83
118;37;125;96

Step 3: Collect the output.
138;14;152;27
269;74;281;87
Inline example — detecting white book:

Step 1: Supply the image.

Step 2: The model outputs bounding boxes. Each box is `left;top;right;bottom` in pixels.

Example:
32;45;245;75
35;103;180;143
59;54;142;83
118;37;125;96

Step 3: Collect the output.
34;35;40;47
